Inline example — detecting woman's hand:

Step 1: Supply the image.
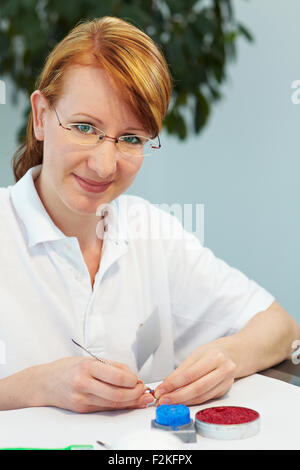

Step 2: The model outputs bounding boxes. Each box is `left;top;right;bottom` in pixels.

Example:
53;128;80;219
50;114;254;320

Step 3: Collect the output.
39;356;154;413
154;341;237;406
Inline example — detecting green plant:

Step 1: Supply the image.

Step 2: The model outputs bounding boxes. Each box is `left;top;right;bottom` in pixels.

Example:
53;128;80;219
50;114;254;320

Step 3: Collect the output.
0;0;252;141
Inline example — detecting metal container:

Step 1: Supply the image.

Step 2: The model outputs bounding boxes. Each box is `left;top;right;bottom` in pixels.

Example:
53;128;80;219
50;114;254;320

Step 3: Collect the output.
195;406;260;440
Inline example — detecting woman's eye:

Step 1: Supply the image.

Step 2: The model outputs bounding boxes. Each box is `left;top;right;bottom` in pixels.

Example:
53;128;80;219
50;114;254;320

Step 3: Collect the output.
74;124;96;134
122;135;142;145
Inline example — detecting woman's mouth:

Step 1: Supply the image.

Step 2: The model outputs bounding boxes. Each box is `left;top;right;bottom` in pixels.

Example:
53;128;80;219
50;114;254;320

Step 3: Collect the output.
73;174;113;193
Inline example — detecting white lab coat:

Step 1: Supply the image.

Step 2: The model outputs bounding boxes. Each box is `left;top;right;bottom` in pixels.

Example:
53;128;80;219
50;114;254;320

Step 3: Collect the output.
0;165;274;382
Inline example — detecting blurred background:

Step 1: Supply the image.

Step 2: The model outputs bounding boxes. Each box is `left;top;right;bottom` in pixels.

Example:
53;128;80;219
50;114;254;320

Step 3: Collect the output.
1;0;300;323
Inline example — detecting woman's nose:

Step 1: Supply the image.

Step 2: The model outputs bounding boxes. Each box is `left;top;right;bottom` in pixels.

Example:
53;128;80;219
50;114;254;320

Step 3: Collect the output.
87;141;117;179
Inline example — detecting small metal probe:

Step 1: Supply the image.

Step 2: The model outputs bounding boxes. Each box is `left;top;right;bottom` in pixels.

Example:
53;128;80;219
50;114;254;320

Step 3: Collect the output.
71;338;114;366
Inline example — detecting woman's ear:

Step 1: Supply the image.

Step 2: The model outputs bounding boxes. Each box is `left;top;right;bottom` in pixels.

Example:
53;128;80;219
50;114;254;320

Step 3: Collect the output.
30;90;49;141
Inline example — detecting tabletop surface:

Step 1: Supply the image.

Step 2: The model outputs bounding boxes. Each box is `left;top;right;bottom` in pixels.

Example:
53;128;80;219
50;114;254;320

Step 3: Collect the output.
1;372;300;450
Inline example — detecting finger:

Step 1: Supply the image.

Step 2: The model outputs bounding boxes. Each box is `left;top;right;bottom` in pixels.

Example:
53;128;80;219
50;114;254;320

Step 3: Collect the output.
89;359;138;388
110;361;134;373
155;352;219;399
179;378;234;406
84;376;146;403
109;362;145;386
157;367;224;405
85;391;156;410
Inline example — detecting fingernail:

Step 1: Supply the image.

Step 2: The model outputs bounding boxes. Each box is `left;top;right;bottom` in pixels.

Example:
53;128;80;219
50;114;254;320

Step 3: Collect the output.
154;388;165;399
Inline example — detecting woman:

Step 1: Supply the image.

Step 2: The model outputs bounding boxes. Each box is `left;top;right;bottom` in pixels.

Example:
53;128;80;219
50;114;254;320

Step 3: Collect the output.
0;16;299;413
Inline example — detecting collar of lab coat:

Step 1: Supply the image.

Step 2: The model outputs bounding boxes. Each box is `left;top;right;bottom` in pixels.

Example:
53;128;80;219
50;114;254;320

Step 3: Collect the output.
10;164;129;248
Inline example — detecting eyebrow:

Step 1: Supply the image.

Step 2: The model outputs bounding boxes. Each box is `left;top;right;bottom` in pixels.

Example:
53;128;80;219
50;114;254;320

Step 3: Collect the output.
71;112;147;134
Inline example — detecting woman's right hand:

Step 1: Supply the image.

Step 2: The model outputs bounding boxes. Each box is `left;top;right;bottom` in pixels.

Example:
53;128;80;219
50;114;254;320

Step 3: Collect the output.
38;356;154;413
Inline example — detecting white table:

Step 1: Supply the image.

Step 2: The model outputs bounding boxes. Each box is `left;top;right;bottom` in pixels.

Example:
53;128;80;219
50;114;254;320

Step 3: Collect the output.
0;373;299;450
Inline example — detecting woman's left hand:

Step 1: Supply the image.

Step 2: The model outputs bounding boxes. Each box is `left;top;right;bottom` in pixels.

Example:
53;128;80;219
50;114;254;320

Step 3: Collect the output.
154;341;237;406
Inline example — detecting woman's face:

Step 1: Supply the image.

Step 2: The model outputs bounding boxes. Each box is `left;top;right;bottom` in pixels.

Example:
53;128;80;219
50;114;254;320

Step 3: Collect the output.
32;65;145;217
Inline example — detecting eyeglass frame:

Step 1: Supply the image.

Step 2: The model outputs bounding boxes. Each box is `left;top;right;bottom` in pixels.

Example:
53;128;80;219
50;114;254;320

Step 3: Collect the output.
52;105;161;157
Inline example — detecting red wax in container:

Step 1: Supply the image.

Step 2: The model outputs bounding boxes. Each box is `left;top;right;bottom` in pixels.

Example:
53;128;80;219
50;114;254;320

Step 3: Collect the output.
196;406;259;425
195;406;260;439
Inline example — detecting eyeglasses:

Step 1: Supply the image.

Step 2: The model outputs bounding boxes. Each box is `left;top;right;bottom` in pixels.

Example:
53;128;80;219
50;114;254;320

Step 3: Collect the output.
52;106;161;158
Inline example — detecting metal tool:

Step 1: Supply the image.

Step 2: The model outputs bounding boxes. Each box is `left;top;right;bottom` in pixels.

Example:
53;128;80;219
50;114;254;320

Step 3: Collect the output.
71;338;114;366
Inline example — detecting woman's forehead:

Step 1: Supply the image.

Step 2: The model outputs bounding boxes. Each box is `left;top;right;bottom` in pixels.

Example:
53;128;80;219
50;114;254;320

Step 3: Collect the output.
60;65;119;101
57;65;144;129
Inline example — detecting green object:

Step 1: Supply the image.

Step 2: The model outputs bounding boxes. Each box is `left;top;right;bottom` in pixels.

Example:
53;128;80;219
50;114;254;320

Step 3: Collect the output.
0;444;94;450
